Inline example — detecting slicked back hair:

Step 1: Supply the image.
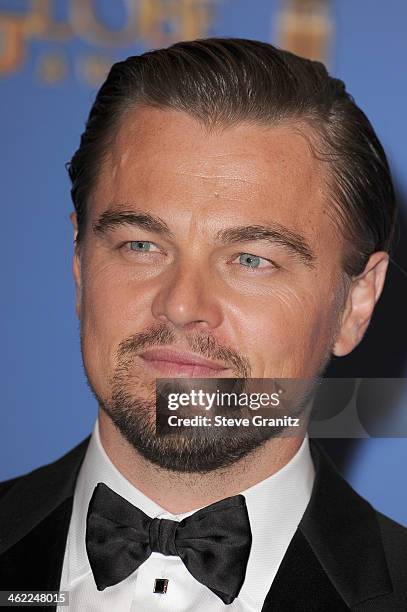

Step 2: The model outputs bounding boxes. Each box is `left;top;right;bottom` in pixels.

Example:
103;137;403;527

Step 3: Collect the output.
67;37;397;276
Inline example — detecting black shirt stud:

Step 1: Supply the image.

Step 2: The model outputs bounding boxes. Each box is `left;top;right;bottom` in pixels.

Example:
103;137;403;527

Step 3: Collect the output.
153;578;169;594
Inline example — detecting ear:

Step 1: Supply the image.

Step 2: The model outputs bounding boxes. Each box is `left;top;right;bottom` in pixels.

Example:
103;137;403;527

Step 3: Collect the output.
70;212;81;320
333;251;389;357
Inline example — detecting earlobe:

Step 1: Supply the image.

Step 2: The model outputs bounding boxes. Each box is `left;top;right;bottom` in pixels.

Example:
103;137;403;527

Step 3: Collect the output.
332;252;389;357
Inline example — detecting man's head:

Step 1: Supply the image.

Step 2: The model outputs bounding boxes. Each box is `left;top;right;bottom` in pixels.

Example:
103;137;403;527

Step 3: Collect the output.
68;38;396;471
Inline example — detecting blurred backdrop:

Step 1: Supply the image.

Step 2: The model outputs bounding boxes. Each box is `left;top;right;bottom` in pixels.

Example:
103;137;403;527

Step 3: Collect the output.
1;0;407;525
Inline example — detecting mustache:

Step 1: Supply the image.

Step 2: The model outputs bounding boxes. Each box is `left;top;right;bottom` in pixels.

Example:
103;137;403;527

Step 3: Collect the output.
116;324;251;378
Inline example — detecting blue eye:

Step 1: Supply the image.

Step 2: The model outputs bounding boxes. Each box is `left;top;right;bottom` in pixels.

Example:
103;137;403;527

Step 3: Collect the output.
130;241;154;252
238;253;262;268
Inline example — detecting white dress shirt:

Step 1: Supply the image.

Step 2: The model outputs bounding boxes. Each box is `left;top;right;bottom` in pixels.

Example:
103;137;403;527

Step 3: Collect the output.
58;421;315;612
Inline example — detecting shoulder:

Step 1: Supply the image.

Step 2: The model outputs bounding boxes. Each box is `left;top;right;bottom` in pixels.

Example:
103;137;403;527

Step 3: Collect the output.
0;436;91;556
376;510;407;575
305;441;407;607
0;476;19;500
377;510;407;545
0;436;91;505
353;511;407;610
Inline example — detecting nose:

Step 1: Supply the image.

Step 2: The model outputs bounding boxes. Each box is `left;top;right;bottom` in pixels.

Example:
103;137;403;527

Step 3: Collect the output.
151;261;223;332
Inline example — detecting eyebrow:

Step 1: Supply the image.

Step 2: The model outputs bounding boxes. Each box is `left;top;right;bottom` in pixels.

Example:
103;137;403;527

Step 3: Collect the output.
216;224;316;267
93;207;315;267
93;209;175;239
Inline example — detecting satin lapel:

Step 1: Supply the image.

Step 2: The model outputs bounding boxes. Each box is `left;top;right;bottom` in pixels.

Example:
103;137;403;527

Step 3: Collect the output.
0;437;90;598
261;529;350;611
262;441;392;610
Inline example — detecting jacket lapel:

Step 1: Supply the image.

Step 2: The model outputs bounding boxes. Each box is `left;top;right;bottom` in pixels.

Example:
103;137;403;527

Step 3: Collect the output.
262;529;350;610
261;441;393;610
0;497;74;592
0;437;90;593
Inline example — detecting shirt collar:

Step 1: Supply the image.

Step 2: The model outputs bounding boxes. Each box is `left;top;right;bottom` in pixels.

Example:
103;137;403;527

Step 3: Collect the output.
67;419;314;606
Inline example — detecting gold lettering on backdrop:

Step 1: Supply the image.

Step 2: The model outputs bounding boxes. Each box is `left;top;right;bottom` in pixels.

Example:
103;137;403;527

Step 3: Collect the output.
277;0;333;64
0;0;72;74
30;0;74;41
0;0;219;83
70;0;138;46
79;54;112;86
138;0;215;46
37;51;68;84
0;15;25;74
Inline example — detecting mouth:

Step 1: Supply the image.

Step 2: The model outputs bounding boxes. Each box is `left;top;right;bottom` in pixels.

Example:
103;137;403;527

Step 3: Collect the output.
138;347;231;377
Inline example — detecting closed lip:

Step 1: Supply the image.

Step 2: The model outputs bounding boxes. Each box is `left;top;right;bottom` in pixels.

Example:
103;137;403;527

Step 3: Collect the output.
139;348;228;371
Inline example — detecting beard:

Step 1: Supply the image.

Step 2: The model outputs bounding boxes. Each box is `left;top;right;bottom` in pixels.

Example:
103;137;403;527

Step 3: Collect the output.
83;324;314;473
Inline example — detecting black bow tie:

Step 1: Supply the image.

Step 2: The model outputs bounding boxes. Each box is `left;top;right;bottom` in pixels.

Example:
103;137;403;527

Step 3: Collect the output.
86;483;252;605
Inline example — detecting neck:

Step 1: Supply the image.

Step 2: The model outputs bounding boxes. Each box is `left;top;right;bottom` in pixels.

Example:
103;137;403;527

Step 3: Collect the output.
98;410;304;514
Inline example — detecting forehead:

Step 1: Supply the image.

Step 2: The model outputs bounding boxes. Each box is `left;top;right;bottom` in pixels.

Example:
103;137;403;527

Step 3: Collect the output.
90;106;331;236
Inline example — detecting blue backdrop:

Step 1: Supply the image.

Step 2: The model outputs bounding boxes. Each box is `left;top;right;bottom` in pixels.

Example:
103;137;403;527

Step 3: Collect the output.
1;0;407;526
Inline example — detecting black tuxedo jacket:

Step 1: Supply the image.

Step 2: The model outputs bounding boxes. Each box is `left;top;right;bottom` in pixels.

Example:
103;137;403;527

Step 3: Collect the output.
0;439;406;611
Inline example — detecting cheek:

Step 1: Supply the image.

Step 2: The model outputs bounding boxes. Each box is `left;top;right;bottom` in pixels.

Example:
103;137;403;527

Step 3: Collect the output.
82;265;122;340
79;261;151;387
82;259;152;331
234;282;338;376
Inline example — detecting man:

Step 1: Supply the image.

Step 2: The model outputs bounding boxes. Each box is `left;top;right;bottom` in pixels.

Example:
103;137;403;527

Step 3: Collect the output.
0;38;406;611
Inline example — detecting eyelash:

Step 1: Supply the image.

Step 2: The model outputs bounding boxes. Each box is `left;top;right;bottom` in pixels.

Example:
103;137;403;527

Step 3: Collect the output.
119;241;279;271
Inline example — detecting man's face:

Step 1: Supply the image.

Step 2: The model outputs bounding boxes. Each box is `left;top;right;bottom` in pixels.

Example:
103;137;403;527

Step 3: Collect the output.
73;107;348;470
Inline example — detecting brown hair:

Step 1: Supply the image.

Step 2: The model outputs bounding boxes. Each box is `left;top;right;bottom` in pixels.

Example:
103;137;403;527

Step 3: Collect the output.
67;37;397;276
